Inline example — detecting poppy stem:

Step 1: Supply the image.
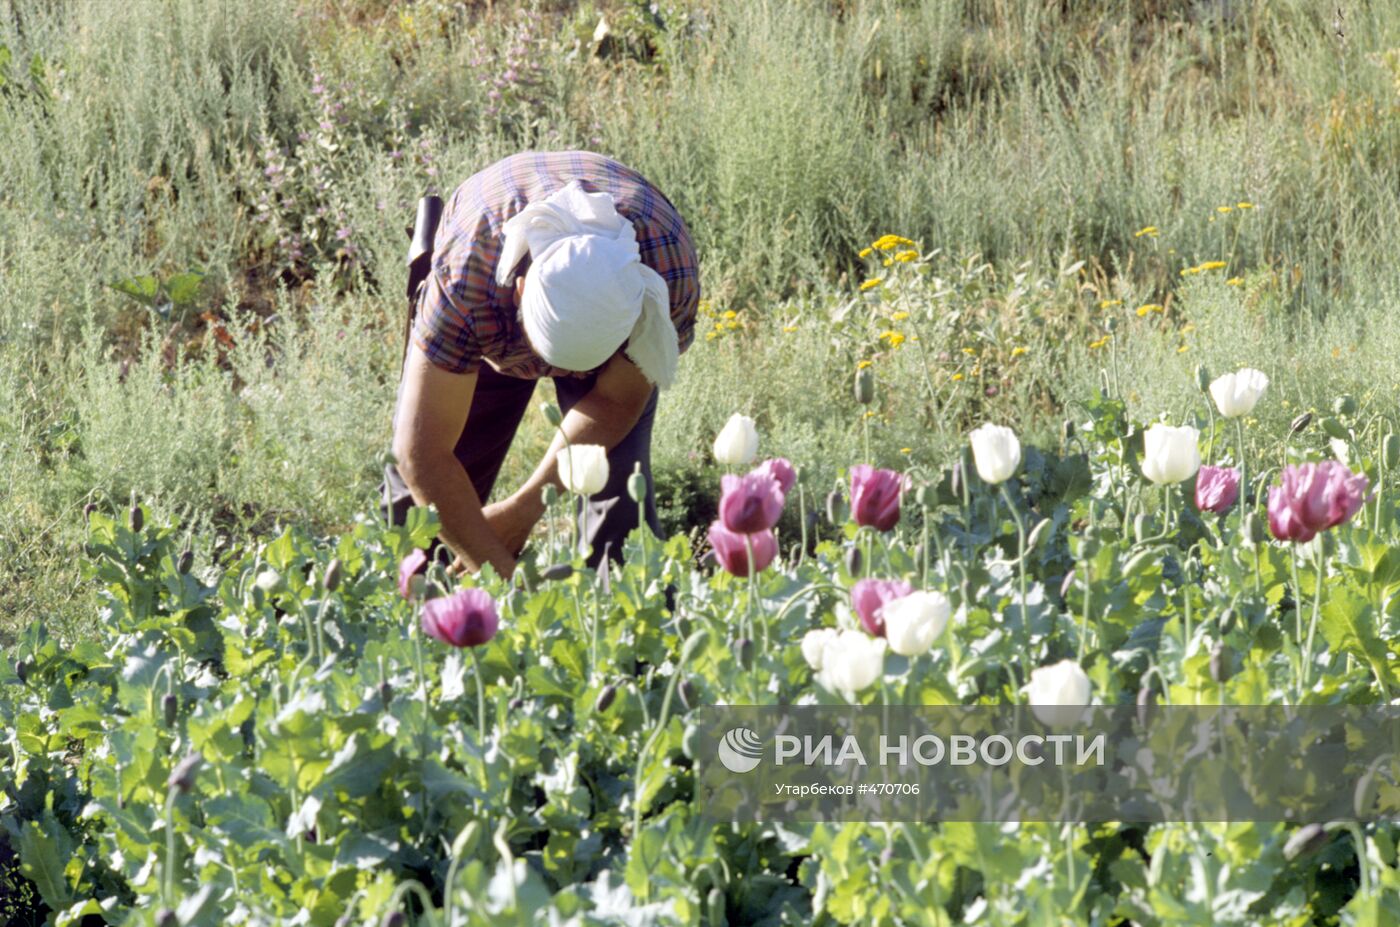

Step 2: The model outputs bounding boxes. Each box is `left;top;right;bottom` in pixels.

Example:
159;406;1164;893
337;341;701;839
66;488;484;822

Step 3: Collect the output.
469;645;487;746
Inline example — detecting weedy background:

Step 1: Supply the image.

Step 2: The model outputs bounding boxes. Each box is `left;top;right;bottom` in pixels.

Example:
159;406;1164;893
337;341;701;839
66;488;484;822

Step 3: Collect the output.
2;0;1400;640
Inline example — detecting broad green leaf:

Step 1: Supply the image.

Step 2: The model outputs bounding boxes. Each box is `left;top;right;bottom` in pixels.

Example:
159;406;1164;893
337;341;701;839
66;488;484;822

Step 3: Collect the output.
17;812;75;909
1320;585;1398;692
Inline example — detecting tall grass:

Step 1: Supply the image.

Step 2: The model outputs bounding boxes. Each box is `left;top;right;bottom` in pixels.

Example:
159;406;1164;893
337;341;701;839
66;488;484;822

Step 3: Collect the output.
3;0;1400;638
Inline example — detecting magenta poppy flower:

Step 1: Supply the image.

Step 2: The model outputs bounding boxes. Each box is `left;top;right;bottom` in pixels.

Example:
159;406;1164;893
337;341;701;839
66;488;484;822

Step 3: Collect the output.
753;458;797;496
1267;462;1369;543
719;472;785;534
398;548;428;599
420;588;500;648
1194;465;1240;514
707;521;777;577
850;464;904;532
851;578;913;637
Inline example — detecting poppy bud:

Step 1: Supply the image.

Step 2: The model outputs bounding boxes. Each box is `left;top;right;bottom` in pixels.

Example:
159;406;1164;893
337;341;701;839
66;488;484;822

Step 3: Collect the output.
595;684;617;714
15;660;30;685
540;402;564;428
1243;512;1268;545
1218;607;1237;635
1025;518;1052;555
323;558;342;592
155;909;179;927
381;913;407;927
163;694;178;728
733;637;754;670
844;545;864;578
130;504;144;533
1384;434;1400;470
379;681;393;708
541;484;559;507
826;489;848;526
1059;569;1075;599
1289;411;1312;436
1283;823;1329;861
176;549;194;575
541;563;573;582
707;888;726;927
1356;768;1380;819
83;502;98;522
1333;395;1357;417
1135;686;1156;728
508;696;523;711
1194;364;1211;392
1133;513;1149;544
914;483;937;509
854;366;875;405
1321;416;1348;440
167;752;202;794
678;677;696;712
1209;643;1234;684
682;722;702;760
1061;419;1076;443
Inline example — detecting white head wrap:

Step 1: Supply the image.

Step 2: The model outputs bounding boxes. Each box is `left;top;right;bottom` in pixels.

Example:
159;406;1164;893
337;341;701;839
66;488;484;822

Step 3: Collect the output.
494;181;678;389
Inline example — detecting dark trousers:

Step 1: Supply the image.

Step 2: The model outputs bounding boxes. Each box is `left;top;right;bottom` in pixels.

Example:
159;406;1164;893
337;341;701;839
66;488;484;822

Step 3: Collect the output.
379;363;662;568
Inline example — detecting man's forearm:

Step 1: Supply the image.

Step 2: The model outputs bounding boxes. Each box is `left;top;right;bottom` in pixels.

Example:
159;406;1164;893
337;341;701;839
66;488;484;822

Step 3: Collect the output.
517;390;649;511
399;449;516;575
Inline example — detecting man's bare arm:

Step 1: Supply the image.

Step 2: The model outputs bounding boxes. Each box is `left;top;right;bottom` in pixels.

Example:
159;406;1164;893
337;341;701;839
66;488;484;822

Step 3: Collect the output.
484;352;655;554
392;344;517;576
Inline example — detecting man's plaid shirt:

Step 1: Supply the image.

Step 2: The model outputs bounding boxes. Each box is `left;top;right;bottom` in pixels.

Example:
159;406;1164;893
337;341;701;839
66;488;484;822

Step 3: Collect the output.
413;151;700;380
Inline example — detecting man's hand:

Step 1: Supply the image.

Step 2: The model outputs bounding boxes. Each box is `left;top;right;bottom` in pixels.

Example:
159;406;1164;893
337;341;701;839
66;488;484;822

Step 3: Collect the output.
483;491;545;558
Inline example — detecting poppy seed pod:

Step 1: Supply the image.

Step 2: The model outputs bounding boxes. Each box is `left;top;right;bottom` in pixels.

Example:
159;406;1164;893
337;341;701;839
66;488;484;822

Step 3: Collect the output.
129;504;144;533
854;366;875;405
541;483;559;507
378;680;393;708
1333;395;1357;417
323;558;342;592
162;694;178;728
844;545;864;578
627;468;648;504
176;549;194;575
595;684;617;714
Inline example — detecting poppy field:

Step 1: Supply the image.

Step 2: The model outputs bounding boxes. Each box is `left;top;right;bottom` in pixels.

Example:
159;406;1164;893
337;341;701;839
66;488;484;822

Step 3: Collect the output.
6;348;1400;924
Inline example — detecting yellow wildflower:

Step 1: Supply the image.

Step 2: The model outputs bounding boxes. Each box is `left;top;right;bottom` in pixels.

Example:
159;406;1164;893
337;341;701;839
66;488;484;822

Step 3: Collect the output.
1136;303;1163;316
782;324;798;334
857;359;873;369
1199;261;1228;271
726;320;741;330
858;247;873;258
705;331;717;342
961;347;977;356
1226;277;1244;286
713;321;725;330
900;447;912;454
863;410;878;419
894;249;918;263
1134;226;1158;238
1217;206;1233;214
1177;344;1190;354
860;278;882;292
883;258;894;267
1180;266;1201;277
872;234;915;252
1237;201;1254;210
1088;336;1111;350
881;331;906;348
1010;346;1028;357
1332;347;1342;359
723;310;738;320
1180;323;1196;334
951;373;964;381
1099;299;1122;309
1136;306;1150;317
891;311;909;321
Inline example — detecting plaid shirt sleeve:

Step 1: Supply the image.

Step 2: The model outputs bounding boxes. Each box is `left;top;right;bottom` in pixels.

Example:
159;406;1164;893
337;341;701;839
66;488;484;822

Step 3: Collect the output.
410;197;501;376
639;219;699;358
